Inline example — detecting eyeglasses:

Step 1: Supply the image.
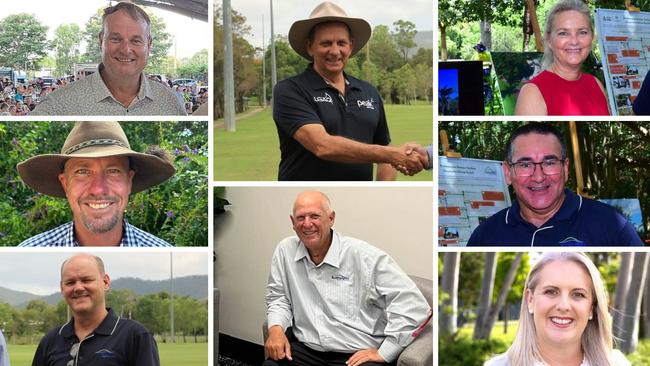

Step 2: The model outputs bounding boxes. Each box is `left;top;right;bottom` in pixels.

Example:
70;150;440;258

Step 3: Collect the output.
66;343;80;366
509;159;565;177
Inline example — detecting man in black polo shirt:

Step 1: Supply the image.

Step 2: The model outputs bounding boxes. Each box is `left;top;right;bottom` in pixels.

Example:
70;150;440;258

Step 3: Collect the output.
273;1;427;180
32;254;160;366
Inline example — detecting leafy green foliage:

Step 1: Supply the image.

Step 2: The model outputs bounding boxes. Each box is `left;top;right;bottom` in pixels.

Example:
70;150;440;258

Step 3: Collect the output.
0;14;49;70
0;122;208;246
439;332;507;366
51;23;82;76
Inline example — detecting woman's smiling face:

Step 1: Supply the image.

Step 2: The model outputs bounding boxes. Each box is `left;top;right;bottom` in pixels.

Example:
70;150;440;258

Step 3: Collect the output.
526;259;594;350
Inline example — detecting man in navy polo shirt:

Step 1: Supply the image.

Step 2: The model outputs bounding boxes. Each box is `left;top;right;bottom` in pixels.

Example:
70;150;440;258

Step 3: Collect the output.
273;1;427;181
32;254;160;365
468;123;643;246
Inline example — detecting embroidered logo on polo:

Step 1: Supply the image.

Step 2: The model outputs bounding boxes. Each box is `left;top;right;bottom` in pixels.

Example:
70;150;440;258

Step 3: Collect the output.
357;98;375;110
331;274;350;281
313;93;333;104
95;349;117;359
559;237;586;246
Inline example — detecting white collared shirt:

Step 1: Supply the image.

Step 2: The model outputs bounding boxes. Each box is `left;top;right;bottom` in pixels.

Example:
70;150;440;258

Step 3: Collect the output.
266;230;431;362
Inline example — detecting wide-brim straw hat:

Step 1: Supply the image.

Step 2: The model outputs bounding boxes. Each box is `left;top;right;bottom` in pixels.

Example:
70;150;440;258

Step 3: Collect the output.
288;1;371;61
17;121;175;198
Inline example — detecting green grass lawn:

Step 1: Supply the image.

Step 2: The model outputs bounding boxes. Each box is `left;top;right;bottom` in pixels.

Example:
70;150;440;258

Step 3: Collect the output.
214;103;433;181
9;342;207;366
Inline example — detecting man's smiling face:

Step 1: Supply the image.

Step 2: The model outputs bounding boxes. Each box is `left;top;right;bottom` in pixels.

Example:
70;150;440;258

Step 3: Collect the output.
504;133;569;223
99;9;151;81
60;254;110;316
59;156;134;236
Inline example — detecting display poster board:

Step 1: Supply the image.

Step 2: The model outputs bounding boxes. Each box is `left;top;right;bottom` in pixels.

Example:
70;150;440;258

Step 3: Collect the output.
595;8;650;115
438;157;512;246
599;198;645;236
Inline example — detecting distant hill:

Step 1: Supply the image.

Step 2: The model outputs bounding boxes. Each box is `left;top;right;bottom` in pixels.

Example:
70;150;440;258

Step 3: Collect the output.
0;275;208;308
0;287;42;307
414;30;433;50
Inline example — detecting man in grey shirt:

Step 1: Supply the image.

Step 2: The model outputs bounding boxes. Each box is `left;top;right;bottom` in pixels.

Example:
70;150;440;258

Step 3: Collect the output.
264;191;431;366
31;2;186;116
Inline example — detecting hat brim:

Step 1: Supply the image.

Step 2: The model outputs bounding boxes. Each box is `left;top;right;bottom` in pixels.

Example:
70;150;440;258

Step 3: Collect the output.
289;17;371;60
17;145;175;198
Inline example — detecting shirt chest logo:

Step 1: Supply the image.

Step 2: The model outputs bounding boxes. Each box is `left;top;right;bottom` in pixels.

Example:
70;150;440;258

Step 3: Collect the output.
313;92;333;104
331;274;350;281
357;98;375;110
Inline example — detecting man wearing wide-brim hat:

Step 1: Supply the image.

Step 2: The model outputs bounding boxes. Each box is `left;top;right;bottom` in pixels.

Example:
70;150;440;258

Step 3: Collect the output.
17;121;174;247
272;1;427;181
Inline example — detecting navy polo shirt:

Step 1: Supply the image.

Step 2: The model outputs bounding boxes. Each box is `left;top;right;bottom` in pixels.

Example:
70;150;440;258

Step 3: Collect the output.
467;189;643;246
32;308;160;366
633;75;650;115
273;65;391;181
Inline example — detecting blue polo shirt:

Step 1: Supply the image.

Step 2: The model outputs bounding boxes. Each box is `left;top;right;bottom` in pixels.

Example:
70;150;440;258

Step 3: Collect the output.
272;65;391;181
32;308;159;366
633;75;650;115
467;189;643;246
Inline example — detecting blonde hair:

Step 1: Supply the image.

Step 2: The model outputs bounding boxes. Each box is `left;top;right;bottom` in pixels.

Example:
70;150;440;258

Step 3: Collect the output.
504;252;613;366
541;0;594;70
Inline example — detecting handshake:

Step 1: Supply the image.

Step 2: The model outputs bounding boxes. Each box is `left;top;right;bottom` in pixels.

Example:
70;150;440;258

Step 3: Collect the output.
390;142;432;176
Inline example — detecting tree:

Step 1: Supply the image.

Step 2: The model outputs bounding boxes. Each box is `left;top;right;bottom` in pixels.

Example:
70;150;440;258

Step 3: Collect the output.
392;64;417;104
367;25;400;71
52;23;82;77
618;252;649;354
392;20;417;61
414;63;433;101
613;252;632;332
480;253;523;338
177;49;208;81
0;14;49;70
473;253;497;339
440;252;460;335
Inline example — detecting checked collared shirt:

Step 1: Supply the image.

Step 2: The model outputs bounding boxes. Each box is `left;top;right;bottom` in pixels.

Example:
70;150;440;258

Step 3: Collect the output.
18;220;172;247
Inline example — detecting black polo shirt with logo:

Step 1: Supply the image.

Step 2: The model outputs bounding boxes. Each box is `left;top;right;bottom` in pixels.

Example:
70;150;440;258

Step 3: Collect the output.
273;65;391;181
32;308;160;366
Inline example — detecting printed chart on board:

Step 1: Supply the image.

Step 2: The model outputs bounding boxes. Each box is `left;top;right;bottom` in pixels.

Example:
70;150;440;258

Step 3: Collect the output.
595;8;650;115
438;157;511;246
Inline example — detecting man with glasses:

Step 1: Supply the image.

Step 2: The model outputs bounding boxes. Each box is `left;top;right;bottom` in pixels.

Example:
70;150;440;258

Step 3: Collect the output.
31;254;160;366
467;123;643;246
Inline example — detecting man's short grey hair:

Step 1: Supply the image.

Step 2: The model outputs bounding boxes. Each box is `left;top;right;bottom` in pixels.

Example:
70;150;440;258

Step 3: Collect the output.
100;2;152;41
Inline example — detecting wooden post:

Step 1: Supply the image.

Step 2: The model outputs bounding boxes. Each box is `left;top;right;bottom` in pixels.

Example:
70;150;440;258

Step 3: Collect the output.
568;121;591;197
440;129;462;158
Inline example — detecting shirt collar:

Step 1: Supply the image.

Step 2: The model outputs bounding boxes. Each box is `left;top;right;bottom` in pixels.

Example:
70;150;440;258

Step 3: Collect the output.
294;229;341;268
59;308;118;339
506;189;581;226
94;63;149;104
70;219;133;246
304;64;360;92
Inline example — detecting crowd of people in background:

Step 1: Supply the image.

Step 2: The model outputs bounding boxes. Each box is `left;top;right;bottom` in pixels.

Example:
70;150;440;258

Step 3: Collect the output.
0;76;72;116
1;74;208;116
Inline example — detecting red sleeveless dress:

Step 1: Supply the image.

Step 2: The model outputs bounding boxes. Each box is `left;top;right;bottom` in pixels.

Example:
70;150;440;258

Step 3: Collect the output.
528;70;610;115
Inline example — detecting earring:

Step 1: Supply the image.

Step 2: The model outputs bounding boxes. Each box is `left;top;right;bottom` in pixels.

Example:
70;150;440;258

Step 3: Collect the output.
589;314;593;320
529;309;533;315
